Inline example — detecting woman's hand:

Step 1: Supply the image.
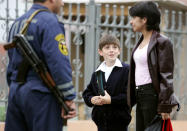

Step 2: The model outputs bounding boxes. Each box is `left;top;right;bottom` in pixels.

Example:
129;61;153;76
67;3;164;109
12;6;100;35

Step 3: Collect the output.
161;113;170;120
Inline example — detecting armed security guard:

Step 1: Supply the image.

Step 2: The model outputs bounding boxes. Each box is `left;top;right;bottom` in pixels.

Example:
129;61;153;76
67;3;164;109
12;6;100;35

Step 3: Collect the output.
5;0;76;131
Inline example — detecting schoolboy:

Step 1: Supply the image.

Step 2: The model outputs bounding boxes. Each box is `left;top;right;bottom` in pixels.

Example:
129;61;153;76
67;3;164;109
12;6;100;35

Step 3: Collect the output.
82;34;131;131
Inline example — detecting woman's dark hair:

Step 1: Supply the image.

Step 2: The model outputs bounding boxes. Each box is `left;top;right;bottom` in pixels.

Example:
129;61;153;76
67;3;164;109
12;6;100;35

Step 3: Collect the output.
129;1;161;32
34;0;46;3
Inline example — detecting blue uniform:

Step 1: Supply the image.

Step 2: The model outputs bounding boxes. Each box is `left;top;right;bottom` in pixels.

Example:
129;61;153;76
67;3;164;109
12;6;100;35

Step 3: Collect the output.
5;4;75;131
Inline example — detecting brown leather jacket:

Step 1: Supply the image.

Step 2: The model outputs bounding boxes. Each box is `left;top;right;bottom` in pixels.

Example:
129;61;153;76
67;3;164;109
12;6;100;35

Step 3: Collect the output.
127;31;179;113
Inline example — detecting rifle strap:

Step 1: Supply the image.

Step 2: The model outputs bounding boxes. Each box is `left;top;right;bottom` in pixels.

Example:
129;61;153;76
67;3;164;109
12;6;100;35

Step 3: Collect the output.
4;9;48;50
20;9;48;35
15;9;48;84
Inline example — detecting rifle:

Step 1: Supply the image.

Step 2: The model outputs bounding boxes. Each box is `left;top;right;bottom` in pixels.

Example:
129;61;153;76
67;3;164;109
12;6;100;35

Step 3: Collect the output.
4;34;70;115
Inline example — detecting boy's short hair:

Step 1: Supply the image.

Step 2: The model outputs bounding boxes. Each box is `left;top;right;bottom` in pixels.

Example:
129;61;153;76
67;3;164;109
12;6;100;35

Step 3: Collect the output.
99;34;120;50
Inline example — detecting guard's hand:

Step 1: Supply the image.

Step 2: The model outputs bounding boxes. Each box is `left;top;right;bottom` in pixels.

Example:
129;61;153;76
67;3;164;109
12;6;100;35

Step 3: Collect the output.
61;100;76;119
100;90;111;104
161;113;170;120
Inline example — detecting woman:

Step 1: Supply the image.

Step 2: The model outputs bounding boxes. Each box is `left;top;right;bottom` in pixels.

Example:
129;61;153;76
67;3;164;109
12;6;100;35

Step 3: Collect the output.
127;1;179;131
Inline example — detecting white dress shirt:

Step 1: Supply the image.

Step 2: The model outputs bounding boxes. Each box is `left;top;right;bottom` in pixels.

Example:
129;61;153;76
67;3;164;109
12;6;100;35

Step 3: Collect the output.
95;58;122;82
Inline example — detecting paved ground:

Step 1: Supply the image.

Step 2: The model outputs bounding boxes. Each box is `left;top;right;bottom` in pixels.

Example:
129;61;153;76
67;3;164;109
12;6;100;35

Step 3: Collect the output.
1;120;187;131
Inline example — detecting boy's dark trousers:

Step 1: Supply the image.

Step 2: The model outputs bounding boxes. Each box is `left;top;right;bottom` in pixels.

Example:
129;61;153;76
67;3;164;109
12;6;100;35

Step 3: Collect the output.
135;83;158;131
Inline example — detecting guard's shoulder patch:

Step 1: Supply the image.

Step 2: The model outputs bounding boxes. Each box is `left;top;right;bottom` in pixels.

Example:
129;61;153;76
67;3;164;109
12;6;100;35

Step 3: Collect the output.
55;33;68;56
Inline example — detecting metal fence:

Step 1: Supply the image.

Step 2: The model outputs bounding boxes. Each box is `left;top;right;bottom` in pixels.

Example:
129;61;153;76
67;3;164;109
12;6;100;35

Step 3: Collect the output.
0;0;187;127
